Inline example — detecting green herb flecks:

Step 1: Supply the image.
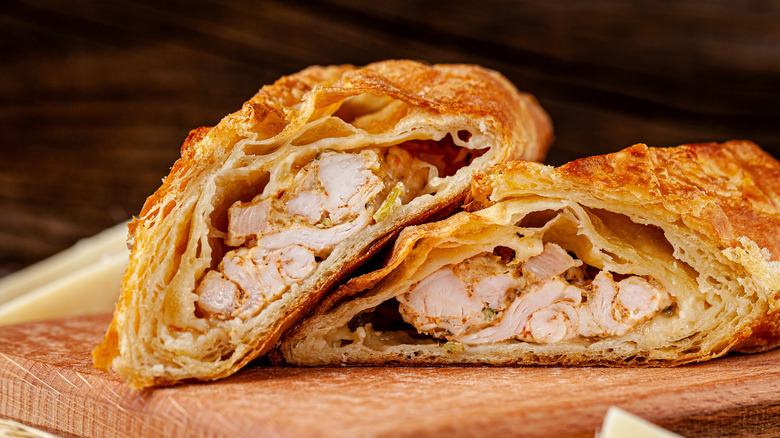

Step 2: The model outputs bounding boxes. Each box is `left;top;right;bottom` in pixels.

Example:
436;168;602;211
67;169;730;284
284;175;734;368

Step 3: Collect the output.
314;148;339;160
442;341;465;354
482;306;496;323
373;182;405;222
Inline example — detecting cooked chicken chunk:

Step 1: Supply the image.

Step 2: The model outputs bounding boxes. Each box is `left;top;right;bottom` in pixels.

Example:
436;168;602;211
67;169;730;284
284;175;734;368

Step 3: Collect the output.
195;270;242;316
397;255;518;338
284;150;383;225
397;243;674;345
458;277;583;344
258;212;373;254
522;242;581;283
196;146;439;319
226;199;270;247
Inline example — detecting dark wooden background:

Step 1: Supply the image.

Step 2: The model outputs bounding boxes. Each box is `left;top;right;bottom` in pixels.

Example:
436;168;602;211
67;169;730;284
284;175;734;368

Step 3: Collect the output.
2;0;779;278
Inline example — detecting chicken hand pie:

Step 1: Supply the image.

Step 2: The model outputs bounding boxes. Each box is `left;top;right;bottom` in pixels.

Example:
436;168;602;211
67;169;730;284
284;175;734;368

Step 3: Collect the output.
281;141;780;366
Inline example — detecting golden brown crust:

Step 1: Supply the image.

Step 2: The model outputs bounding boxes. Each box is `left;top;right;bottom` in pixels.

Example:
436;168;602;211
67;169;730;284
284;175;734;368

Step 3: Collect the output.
563;141;780;260
93;60;553;387
733;307;780;353
282;141;780;367
474;141;780;261
136;60;552;260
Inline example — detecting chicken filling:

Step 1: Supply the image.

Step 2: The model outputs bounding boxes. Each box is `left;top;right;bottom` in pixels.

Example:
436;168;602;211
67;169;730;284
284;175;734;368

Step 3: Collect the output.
397;243;674;344
194;142;478;319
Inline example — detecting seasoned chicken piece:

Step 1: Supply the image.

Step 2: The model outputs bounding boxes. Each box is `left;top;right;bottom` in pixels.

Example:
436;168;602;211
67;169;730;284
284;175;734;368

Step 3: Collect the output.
458;278;582;344
273;245;317;281
258;211;373;254
522;243;581;283
283;150;383;225
226;199;271;247
194;271;242;316
589;273;672;336
196;245;320;318
219;250;286;315
398;268;478;337
396;243;674;346
398;253;518;337
527;304;576;343
197;147;435;321
589;272;630;336
615;276;672;322
472;273;517;311
320;151;383;223
285;192;322;225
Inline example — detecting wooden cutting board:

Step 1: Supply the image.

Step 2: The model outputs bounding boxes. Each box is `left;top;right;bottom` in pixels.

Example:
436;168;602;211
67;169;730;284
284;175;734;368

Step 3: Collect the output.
1;314;779;438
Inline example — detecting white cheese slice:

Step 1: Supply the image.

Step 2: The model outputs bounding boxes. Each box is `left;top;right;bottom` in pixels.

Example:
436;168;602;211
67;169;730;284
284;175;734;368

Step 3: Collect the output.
0;418;60;437
0;222;129;325
598;406;684;438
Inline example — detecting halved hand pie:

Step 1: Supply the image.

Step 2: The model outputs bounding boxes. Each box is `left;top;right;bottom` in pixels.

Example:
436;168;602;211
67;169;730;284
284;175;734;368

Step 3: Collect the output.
281;141;780;366
92;60;553;388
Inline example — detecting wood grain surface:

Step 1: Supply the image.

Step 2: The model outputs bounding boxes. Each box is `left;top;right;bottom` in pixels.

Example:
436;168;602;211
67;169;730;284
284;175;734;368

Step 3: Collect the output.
2;0;779;277
0;314;779;438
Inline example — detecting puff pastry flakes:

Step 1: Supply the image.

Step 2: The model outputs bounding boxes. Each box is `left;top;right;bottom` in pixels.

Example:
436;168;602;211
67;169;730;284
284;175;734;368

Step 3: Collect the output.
281;141;780;366
92;60;553;387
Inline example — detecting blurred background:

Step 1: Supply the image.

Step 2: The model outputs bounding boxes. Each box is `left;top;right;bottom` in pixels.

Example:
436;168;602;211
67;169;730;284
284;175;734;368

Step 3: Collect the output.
2;0;779;277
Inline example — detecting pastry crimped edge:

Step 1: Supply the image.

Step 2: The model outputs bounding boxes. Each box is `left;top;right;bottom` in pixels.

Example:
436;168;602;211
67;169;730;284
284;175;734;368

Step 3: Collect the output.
92;59;553;388
279;140;780;367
